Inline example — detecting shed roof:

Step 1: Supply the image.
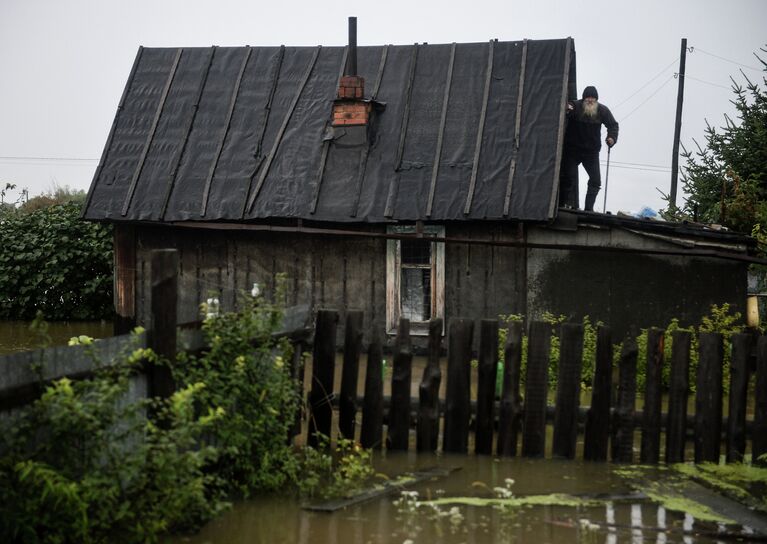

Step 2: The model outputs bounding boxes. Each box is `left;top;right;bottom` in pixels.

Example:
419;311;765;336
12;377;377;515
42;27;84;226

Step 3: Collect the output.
83;39;576;224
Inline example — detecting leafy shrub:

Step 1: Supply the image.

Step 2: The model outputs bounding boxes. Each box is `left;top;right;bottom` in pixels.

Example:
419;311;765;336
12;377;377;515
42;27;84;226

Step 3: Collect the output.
289;435;374;500
0;334;226;544
497;304;743;394
635;303;743;392
173;279;301;496
0;201;113;320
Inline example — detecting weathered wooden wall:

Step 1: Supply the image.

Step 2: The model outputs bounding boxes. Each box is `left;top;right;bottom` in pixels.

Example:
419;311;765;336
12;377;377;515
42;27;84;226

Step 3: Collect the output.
128;223;527;345
118;221;747;345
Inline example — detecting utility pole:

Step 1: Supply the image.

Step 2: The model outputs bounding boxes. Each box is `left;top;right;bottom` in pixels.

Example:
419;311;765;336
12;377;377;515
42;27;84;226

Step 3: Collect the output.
669;38;687;210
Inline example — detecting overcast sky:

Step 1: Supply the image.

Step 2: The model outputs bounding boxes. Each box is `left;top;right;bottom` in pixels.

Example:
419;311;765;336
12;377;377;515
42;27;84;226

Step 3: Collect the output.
1;0;765;215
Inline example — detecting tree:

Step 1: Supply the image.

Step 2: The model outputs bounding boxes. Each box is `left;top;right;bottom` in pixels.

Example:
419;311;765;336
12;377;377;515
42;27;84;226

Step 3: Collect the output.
672;46;767;240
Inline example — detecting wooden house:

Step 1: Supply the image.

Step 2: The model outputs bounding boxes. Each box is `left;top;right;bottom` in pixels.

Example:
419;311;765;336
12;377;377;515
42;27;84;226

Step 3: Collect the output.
82;34;755;341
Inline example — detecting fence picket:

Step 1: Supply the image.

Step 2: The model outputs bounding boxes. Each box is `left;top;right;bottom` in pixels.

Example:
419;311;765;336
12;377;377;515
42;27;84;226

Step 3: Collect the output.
522;321;551;458
552;323;584;459
443;318;474;453
666;330;691;464
387;318;412;451
612;337;638;463
755;336;767;466
497;321;523;457
640;328;664;464
360;328;384;449
308;309;338;447
475;319;499;455
695;332;724;464
727;333;751;463
339;311;364;441
584;325;612;461
417;318;443;452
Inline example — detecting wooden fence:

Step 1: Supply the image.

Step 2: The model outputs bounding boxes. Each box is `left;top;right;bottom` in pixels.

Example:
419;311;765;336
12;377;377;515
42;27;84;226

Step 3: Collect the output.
3;248;764;466
307;311;767;465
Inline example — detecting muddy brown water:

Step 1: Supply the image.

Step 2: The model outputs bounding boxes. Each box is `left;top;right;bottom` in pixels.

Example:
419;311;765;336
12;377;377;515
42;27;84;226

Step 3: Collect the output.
0;320;113;355
175;453;757;544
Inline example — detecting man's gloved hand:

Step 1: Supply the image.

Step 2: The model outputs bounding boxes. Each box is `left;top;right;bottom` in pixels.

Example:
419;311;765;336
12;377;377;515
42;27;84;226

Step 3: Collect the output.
566;101;574;113
606;137;615;148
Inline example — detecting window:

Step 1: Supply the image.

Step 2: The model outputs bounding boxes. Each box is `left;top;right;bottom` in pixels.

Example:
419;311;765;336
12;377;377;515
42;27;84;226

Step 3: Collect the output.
386;225;445;334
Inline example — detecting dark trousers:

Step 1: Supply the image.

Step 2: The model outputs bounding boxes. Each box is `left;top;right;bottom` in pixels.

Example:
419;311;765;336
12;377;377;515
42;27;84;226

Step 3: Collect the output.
559;149;601;211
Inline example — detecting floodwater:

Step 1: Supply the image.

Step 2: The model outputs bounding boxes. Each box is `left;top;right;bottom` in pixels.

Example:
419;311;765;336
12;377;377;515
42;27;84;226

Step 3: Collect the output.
176;453;758;544
0;320;113;355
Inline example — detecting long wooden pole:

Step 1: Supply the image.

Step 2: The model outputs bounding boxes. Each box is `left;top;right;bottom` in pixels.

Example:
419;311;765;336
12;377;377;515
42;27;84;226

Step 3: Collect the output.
670;38;687;209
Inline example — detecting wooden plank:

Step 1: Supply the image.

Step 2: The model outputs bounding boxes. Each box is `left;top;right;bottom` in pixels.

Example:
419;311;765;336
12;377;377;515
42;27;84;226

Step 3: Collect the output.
161;47;217;220
497;321;523;456
443;318;474;453
426;42;456;218
148;249;178;404
246;46;321;214
339;310;364;441
640;327;664;464
695;332;724;464
584;325;612;461
114;225;137;335
122;48;183;216
312;46;348;216
727;333;752;463
82;47;144;216
464;40;495;215
666;330;691;464
289;340;306;441
200;47;252;217
552;322;584;459
0;332;145;411
308;309;338;447
522;321;552;458
385;44;418;218
417;318;443;452
547;37;573;219
503;39;528;217
475;319;499;455
612;337;638;463
360;327;384;449
387;318;413;451
755;336;767;466
303;466;460;512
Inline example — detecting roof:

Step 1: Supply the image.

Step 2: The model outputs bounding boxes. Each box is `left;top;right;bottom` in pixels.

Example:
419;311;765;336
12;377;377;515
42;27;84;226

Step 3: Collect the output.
83;39;576;224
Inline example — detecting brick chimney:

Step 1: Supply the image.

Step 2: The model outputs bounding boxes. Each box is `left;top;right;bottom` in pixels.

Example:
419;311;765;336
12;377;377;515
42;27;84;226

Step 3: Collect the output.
332;17;371;127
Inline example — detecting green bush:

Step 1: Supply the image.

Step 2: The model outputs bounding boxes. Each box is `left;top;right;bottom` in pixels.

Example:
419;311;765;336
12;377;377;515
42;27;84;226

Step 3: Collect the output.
497;304;744;394
0;201;113;320
0;334;226;544
173;279;301;496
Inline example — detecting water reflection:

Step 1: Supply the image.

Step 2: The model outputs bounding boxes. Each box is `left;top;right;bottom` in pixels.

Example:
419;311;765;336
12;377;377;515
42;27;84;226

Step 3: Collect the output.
0;320;112;355
176;455;753;544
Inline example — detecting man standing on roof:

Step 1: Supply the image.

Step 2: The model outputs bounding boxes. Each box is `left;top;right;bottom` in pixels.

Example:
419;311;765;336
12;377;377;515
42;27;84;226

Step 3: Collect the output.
559;86;619;212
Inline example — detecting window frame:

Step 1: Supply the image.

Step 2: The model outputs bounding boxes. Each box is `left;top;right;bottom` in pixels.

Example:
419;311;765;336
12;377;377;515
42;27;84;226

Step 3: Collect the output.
386;225;445;335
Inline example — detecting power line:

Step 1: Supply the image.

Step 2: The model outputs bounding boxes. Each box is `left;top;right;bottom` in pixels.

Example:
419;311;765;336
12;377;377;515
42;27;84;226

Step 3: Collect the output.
609;159;674;169
620;74;676;121
599;162;674;174
614;56;679;109
0;155;99;163
684;74;732;90
692;47;763;72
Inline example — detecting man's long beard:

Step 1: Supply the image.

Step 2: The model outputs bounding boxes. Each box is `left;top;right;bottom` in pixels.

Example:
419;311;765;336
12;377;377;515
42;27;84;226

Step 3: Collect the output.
583;100;599;119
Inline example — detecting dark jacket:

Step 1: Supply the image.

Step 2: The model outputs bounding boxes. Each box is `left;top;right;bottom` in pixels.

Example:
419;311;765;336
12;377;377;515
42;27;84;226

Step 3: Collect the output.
564;100;619;153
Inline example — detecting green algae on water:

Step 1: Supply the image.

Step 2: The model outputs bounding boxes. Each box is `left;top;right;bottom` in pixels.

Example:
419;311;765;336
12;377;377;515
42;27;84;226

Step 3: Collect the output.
643;490;736;524
423;493;601;508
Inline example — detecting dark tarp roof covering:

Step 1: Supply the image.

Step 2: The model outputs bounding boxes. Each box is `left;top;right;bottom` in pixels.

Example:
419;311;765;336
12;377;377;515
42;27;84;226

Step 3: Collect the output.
83;39;576;223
